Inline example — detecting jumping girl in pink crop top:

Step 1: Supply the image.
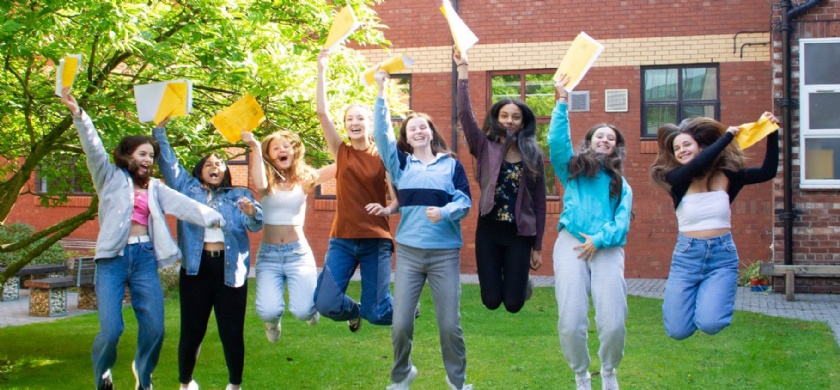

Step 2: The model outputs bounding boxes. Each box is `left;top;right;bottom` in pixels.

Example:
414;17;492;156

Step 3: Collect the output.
242;129;336;343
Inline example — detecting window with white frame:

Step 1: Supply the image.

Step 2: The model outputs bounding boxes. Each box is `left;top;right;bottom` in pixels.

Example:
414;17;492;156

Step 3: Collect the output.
640;64;719;138
799;38;840;188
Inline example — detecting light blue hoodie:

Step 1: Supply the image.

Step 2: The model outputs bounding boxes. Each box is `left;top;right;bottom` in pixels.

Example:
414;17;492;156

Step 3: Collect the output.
547;102;632;249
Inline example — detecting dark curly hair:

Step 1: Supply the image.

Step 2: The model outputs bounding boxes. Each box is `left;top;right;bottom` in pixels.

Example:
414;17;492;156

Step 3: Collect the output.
481;98;542;180
568;123;626;198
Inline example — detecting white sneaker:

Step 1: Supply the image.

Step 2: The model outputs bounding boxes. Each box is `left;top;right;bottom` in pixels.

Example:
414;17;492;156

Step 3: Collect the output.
307;312;320;326
386;365;417;390
180;380;198;390
224;385;238;390
132;360;153;390
445;375;473;390
264;321;281;343
575;371;592;390
601;368;619;390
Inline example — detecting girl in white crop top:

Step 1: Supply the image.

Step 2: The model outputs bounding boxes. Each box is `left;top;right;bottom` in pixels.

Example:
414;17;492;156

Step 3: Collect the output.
242;129;336;342
650;112;779;341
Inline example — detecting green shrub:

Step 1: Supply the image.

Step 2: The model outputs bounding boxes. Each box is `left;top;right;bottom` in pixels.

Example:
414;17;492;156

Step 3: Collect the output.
0;223;68;268
158;263;180;298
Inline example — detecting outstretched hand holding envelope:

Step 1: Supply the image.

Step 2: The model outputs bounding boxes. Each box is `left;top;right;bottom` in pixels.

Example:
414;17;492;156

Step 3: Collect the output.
211;93;266;143
736;112;780;150
440;0;478;60
363;54;415;86
54;54;82;97
554;32;604;91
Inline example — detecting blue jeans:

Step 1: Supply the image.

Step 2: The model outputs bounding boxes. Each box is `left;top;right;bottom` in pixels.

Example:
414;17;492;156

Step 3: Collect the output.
314;238;394;324
254;240;318;324
662;232;739;340
92;241;164;389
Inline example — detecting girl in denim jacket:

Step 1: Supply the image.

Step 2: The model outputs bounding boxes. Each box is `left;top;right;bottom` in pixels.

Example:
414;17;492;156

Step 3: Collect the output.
153;121;263;390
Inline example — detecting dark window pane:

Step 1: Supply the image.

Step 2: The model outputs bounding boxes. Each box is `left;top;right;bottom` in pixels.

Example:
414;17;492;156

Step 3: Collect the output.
804;42;840;85
808;92;840;130
525;74;555;117
804;138;840;180
682;68;717;100
644;105;677;137
492;75;521;102
644;68;678;101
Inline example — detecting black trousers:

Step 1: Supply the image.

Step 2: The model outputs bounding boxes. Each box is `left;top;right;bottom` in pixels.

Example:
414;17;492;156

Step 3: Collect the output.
178;251;247;385
475;217;535;313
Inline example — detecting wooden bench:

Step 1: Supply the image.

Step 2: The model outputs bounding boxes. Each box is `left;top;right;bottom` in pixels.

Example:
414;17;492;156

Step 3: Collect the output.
69;257;97;309
1;264;68;302
24;276;75;317
760;263;840;301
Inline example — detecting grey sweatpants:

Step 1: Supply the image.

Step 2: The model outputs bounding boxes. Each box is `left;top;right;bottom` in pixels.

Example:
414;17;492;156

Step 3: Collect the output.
391;244;467;388
553;229;627;374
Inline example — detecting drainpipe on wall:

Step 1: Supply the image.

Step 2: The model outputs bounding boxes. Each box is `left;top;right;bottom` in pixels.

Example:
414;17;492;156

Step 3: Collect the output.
450;0;459;153
779;0;825;265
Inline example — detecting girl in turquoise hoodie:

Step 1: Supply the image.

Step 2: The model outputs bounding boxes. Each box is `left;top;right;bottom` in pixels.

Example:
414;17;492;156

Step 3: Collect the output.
547;76;633;390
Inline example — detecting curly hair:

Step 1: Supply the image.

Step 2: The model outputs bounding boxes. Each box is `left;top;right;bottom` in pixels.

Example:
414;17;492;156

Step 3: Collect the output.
260;130;317;192
650;117;745;192
113;135;160;188
568;123;626;198
481;98;543;180
397;112;452;157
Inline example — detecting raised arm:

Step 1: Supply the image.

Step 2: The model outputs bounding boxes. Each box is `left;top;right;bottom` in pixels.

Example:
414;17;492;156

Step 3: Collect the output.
61;88;117;191
152;123;193;192
241;131;268;194
372;70;404;184
547;77;573;183
739;112;780;185
454;51;489;159
665;130;736;187
317;50;343;156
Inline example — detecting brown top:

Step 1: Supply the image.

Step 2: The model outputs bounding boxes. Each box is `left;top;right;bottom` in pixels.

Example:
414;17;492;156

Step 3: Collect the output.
329;142;392;239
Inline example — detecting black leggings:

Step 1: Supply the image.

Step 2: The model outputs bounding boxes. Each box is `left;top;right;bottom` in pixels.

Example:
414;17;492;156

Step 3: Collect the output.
178;251;247;385
474;217;535;313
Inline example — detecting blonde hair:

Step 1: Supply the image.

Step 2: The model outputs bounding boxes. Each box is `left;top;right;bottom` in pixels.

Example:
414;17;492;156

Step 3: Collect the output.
260;130;317;192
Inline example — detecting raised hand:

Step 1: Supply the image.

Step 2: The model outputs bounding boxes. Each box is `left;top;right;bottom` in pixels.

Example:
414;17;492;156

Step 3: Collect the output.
60;87;80;116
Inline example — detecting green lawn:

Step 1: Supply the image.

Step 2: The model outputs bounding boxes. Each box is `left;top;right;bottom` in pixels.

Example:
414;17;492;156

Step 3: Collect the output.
1;282;838;389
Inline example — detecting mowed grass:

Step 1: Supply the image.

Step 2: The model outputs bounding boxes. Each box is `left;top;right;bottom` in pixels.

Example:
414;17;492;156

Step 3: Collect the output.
0;282;838;389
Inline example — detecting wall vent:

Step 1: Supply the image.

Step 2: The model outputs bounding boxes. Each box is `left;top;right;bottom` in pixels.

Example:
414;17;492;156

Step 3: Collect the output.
605;89;628;112
569;91;590;112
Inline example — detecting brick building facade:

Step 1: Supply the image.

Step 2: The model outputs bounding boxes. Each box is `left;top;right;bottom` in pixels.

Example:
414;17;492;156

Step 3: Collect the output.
9;1;798;283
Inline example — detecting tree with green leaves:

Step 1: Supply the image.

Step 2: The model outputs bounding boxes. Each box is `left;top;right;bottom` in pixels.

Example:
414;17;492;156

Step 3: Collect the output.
0;0;392;286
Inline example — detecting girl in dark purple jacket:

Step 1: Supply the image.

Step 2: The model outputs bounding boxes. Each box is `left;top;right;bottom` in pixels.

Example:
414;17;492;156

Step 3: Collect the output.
454;50;547;313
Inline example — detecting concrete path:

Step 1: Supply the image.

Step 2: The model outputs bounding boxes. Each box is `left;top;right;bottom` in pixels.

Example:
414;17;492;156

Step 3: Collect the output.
2;275;839;347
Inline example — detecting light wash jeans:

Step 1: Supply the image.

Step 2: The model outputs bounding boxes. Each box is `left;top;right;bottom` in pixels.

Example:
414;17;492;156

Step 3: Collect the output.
663;232;739;340
92;241;164;389
314;238;394;324
391;244;467;389
255;240;318;324
553;229;627;375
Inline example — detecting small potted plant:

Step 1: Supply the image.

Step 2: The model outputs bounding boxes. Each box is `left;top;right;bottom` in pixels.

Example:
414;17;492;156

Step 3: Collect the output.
739;260;771;292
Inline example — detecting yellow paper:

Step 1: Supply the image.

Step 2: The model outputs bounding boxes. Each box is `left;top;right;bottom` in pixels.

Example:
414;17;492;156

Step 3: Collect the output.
736;114;780;149
54;54;82;97
554;32;605;91
211;93;266;143
362;54;415;86
440;0;478;58
134;80;193;123
323;5;360;50
154;86;183;125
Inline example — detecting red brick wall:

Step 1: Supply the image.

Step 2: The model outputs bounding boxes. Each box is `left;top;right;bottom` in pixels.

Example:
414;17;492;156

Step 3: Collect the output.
771;0;840;293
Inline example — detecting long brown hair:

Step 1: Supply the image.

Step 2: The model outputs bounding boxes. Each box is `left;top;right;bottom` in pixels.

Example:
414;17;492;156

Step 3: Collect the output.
113;135;160;188
568;123;626;198
481;98;542;180
260;130;317;192
650;117;745;192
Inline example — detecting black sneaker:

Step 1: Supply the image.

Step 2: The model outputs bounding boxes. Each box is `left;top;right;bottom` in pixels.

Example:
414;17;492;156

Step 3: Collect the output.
348;314;363;333
98;370;114;390
414;302;421;319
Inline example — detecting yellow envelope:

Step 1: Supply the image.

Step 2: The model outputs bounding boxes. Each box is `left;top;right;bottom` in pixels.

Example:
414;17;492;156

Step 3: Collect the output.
440;0;478;58
363;54;415;86
323;5;360;50
54;54;82;97
554;32;605;91
736;114;779;150
153;82;189;124
211;93;267;143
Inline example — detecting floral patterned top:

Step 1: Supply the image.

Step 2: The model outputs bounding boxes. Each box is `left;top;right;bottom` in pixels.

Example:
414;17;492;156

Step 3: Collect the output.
490;160;522;222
